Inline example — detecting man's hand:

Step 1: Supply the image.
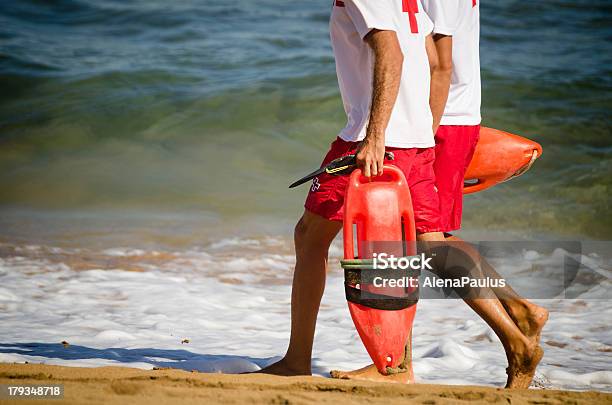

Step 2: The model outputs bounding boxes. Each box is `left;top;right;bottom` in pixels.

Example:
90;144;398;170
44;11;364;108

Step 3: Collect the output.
356;134;385;177
358;29;403;177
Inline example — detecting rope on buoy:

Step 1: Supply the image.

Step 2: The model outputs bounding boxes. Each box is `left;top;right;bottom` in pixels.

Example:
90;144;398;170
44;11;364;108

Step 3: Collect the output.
384;332;412;375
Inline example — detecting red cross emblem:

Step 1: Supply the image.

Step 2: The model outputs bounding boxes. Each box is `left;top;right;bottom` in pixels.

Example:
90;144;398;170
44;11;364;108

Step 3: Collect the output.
402;0;419;33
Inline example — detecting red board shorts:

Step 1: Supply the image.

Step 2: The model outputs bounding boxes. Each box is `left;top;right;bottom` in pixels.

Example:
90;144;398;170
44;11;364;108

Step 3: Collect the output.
304;137;442;234
433;124;480;233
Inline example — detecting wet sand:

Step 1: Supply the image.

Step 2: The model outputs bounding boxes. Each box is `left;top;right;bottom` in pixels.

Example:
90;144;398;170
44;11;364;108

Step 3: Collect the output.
1;363;610;404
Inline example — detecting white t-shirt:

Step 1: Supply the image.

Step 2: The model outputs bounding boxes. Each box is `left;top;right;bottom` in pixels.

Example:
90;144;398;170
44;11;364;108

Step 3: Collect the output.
330;0;435;148
421;0;481;125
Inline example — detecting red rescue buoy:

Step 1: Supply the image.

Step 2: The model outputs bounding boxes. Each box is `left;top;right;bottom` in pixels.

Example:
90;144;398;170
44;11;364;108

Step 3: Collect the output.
464;127;543;194
342;165;418;377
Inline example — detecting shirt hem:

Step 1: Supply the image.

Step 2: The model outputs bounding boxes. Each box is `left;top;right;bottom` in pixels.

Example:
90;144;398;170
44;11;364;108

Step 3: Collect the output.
338;133;435;149
359;25;398;40
440;116;482;126
432;26;456;36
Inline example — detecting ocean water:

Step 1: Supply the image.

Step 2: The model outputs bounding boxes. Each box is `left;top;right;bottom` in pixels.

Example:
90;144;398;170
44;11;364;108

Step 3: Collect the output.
0;0;611;392
0;0;610;240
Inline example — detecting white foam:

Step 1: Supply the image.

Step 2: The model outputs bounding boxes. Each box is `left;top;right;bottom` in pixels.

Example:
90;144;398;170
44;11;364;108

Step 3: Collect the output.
544;369;612;388
102;248;147;257
0;239;609;392
208;238;261;250
93;330;137;342
0;288;21;302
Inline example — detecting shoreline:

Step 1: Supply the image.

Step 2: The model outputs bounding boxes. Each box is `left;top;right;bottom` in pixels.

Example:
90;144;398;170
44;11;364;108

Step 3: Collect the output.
1;363;610;404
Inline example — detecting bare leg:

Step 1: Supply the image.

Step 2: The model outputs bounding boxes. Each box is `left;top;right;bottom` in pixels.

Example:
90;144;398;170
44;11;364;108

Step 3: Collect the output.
445;235;549;343
420;232;543;388
333;232;544;388
256;210;342;376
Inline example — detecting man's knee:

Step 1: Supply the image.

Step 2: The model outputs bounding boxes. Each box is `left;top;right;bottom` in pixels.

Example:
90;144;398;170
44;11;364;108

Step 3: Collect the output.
293;212;339;255
294;216;310;246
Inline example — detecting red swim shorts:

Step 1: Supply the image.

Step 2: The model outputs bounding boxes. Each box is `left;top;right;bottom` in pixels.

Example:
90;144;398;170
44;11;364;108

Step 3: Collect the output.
304;137;442;234
433;124;480;233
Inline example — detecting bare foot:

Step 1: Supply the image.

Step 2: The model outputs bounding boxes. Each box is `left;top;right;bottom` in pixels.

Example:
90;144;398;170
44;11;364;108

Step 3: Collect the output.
330;364;414;384
505;342;544;389
251;358;310;376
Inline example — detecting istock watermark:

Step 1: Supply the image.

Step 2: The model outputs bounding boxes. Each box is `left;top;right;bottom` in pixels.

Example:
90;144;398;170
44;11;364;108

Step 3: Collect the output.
347;240;611;300
371;252;506;289
373;253;433;270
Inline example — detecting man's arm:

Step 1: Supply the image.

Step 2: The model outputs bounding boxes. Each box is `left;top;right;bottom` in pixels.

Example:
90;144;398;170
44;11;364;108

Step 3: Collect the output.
356;29;403;178
427;33;453;133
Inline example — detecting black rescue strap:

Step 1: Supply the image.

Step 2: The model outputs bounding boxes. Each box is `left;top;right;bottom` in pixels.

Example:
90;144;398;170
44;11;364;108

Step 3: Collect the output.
341;258;420;311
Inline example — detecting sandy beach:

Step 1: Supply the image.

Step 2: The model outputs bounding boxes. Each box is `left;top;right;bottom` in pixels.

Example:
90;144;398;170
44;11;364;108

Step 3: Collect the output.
1;363;610;405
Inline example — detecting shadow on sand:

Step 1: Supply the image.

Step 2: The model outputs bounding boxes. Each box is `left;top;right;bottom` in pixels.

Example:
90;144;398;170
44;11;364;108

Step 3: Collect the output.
0;342;335;374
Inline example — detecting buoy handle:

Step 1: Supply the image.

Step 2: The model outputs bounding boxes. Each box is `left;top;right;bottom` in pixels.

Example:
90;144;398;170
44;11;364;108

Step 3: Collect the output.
350;164;406;187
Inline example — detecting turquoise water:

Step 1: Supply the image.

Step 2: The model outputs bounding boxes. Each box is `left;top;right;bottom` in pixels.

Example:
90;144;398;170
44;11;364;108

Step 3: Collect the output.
0;0;610;242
